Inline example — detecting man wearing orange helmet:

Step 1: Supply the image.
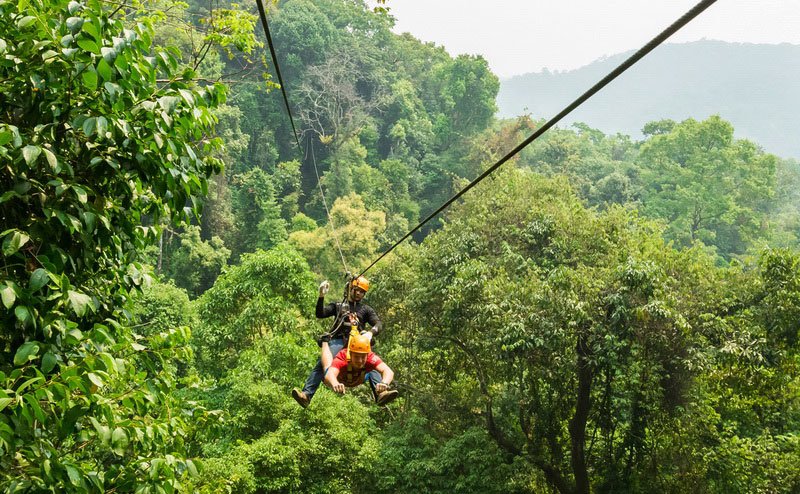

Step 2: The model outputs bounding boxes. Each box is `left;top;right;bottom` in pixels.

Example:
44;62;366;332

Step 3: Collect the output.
292;275;386;407
324;333;398;405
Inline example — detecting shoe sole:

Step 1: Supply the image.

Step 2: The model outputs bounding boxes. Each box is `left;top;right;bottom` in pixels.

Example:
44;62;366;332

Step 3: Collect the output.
376;390;398;406
292;389;309;408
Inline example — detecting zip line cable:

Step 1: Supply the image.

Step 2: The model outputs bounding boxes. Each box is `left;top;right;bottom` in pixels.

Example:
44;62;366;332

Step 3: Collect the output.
255;0;300;152
255;0;349;274
358;0;717;277
309;141;349;274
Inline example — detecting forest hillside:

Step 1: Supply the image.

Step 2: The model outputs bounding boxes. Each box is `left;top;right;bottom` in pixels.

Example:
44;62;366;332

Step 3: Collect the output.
497;41;800;159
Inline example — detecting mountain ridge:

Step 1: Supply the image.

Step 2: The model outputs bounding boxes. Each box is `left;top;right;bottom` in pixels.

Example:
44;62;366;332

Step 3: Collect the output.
496;40;800;159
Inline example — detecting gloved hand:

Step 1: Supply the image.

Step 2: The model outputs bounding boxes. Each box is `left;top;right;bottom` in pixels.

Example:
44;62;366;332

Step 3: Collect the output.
375;381;388;393
318;280;330;297
361;330;373;341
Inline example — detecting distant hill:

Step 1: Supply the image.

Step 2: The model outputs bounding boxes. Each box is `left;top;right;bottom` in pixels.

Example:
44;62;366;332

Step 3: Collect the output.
497;40;800;160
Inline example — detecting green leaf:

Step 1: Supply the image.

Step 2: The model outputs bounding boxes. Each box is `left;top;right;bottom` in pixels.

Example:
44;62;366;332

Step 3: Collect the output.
76;38;98;54
17;16;36;28
68;1;82;14
81;211;97;231
82;117;96;137
0;190;20;203
0;284;15;308
0;398;12;413
42;148;58;169
66;465;81;486
14;341;39;366
97;57;112;81
68;290;91;316
14;306;31;326
41;352;57;373
29;268;49;291
66;16;83;33
22;145;41;165
101;46;116;64
90;417;111;445
111;428;128;455
73;185;88;203
0;130;12;146
87;372;103;387
96;116;108;137
82;69;97;90
0;38;6;54
83;20;99;40
3;230;30;256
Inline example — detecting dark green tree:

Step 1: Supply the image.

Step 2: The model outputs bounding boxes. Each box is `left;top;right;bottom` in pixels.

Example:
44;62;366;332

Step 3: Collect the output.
0;0;227;490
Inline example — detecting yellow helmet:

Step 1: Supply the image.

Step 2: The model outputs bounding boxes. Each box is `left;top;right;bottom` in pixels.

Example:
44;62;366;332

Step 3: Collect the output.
351;276;369;292
348;333;371;354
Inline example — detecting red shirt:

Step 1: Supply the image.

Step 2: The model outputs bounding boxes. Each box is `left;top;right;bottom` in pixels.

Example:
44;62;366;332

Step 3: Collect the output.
329;349;383;387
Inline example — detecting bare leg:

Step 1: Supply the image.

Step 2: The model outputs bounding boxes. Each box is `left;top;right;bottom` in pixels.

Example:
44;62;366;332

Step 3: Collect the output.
321;341;334;369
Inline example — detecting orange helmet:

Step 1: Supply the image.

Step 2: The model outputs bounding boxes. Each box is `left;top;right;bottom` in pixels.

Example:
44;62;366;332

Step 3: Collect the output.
351;276;369;292
348;333;371;354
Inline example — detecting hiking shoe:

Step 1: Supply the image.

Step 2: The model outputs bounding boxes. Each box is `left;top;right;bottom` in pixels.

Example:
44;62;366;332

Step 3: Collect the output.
376;389;398;406
292;389;309;408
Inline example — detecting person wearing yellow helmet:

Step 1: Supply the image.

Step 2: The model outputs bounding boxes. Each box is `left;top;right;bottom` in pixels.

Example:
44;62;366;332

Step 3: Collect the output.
323;333;398;406
292;275;385;408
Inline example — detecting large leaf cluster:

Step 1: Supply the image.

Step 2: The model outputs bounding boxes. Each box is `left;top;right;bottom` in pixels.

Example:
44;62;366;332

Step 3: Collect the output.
1;0;226;490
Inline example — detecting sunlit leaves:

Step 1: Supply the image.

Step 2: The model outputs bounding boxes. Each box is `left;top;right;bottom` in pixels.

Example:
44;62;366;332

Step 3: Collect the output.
0;0;227;490
13;341;40;366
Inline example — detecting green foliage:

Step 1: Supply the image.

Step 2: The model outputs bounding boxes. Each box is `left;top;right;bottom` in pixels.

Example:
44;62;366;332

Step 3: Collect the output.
230;168;289;259
370;414;537;493
289;193;385;280
131;278;196;337
166;225;230;297
369;169;732;493
637;116;777;258
193;245;317;376
0;0;226;489
188;337;380;494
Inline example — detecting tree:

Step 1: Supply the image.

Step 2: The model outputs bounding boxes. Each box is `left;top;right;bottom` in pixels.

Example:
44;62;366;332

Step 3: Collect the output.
165;225;230;297
637;116;777;258
0;0;226;490
231;168;288;258
130;279;195;337
289;193;385;281
369;169;719;493
193;245;317;376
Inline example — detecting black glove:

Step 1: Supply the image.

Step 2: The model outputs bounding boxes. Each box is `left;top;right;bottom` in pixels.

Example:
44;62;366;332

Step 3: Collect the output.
316;333;331;347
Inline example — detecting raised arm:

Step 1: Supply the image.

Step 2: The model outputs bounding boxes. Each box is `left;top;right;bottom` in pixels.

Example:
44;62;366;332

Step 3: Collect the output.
364;305;382;336
316;281;337;319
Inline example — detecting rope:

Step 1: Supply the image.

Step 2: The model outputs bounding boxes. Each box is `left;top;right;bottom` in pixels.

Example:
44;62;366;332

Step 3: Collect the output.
310;142;349;273
255;0;349;274
358;0;717;277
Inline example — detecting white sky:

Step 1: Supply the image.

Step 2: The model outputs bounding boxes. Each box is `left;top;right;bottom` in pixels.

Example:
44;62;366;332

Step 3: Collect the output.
382;1;800;79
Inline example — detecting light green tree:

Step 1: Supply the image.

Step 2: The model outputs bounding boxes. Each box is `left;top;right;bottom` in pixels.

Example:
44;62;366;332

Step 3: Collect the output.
637;116;777;258
289;193;385;281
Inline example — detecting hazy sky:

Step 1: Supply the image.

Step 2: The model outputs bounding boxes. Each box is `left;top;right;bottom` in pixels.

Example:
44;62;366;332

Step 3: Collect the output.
382;1;800;79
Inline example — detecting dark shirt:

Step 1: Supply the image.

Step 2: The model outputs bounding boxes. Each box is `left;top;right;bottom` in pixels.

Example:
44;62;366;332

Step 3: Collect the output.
316;297;382;339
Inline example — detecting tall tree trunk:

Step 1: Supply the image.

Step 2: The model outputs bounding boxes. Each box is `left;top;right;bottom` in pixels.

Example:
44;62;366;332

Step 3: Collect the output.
570;333;593;494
